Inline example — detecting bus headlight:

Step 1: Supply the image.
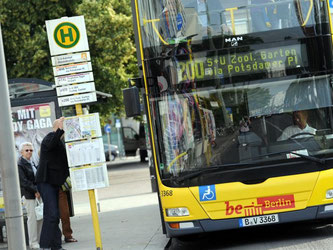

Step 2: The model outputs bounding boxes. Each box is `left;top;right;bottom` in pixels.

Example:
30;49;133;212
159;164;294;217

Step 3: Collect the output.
326;189;333;199
166;207;189;217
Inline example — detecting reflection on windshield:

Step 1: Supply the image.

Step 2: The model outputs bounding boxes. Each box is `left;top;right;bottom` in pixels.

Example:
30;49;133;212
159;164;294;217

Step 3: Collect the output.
156;75;333;176
138;0;328;48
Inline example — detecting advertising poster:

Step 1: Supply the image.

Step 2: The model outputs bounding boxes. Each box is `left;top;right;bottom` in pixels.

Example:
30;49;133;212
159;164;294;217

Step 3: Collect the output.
11;102;56;165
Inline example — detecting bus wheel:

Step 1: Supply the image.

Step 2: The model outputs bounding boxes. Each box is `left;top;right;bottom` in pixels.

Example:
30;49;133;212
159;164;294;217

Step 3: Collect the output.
168;235;205;249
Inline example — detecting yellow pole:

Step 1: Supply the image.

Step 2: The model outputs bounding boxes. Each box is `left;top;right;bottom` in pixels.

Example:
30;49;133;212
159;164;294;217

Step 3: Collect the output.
75;104;83;116
75;103;102;250
225;7;238;35
88;189;103;250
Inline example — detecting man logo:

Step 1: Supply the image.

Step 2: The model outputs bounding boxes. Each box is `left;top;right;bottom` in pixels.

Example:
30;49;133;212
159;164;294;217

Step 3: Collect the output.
225;37;243;47
54;22;80;49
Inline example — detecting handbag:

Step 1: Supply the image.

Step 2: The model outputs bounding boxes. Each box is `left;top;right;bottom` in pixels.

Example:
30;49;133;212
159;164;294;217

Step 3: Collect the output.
35;198;43;221
61;176;72;191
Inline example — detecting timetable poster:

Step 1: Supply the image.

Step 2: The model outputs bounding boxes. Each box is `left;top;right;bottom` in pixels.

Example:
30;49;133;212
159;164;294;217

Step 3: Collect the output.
66;138;105;167
64;113;101;142
70;164;109;191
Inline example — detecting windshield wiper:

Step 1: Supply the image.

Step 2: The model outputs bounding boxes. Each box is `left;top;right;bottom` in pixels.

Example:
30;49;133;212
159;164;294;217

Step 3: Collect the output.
253;150;326;165
173;162;254;183
286;152;326;164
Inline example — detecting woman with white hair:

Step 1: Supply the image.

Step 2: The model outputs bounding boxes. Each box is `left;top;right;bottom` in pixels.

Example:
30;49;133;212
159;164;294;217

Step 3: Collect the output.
18;142;42;249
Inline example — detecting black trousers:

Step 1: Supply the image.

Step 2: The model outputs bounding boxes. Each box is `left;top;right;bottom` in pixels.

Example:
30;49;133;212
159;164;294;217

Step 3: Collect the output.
37;182;62;249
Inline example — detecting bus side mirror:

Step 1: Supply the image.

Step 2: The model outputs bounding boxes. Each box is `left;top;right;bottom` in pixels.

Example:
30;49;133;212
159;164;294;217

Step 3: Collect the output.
123;87;141;117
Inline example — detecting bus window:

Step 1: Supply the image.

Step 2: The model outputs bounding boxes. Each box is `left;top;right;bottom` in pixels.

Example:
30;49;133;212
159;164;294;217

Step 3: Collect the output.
137;0;329;56
123;127;137;140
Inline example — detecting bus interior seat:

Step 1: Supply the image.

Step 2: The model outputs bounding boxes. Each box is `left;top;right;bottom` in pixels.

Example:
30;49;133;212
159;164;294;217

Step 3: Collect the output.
238;132;263;162
307;108;328;131
265;113;293;143
248;117;266;144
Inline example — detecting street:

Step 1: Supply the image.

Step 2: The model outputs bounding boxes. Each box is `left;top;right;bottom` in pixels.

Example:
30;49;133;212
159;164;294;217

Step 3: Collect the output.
73;157;333;250
167;220;333;250
71;157;333;250
1;157;333;249
67;156;168;250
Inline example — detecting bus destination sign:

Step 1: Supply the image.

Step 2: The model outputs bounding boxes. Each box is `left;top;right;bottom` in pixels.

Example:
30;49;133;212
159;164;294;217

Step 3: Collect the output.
176;44;306;83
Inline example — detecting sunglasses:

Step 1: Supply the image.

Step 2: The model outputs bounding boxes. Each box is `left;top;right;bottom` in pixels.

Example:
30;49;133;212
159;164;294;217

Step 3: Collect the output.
25;149;33;152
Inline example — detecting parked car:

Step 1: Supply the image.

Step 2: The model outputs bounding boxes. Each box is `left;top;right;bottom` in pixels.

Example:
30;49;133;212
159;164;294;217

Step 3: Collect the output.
104;144;119;161
122;124;147;162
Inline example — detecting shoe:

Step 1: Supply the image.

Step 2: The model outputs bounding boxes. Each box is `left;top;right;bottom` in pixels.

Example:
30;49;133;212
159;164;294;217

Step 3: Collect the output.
64;237;78;243
30;243;40;249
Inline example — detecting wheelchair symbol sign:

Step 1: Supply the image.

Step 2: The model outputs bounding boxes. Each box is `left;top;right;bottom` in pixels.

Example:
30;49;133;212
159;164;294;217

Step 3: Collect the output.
199;185;216;201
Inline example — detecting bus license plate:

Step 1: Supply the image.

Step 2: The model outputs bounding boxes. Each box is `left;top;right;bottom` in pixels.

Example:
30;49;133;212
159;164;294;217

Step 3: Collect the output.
239;214;279;227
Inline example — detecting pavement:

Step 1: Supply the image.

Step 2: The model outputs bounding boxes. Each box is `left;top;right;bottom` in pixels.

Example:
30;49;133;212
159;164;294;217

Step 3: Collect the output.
63;192;168;250
0;156;170;250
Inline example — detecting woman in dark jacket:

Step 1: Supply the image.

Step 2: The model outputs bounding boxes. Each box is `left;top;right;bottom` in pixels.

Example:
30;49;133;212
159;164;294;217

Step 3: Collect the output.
35;117;69;250
18;142;42;249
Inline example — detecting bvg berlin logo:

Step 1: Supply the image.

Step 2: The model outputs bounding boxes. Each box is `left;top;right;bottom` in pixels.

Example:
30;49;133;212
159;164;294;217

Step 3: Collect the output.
54;22;80;49
225;195;295;217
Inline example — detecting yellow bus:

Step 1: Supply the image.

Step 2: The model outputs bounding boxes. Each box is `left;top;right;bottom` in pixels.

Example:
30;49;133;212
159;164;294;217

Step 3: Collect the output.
125;0;333;238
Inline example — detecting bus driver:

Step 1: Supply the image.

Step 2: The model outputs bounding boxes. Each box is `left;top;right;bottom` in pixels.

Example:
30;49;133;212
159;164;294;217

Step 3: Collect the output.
277;110;316;141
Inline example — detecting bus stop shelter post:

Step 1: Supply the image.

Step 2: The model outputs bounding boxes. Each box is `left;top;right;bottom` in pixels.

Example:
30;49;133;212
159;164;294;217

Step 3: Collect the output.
75;103;102;250
0;25;27;250
88;189;102;248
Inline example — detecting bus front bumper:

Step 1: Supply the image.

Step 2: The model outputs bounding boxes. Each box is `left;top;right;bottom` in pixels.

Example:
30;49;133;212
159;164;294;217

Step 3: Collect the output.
165;203;333;238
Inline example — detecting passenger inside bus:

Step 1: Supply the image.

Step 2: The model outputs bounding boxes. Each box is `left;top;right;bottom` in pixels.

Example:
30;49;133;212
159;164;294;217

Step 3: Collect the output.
277;110;316;141
239;116;251;133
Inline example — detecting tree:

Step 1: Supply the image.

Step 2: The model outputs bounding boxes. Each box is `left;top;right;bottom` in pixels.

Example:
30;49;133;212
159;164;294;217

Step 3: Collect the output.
0;0;82;81
0;0;137;117
77;0;137;116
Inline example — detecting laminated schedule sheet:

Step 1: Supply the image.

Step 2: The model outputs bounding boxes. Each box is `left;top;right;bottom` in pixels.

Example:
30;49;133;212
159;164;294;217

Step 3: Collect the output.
70;164;109;191
65;138;105;167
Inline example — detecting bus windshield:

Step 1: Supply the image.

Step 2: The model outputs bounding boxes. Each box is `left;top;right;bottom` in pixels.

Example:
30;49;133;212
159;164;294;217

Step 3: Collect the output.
155;74;333;178
138;0;329;52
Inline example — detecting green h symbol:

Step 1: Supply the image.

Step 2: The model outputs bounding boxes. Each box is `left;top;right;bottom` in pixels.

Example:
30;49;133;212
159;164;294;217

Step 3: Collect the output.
60;28;73;43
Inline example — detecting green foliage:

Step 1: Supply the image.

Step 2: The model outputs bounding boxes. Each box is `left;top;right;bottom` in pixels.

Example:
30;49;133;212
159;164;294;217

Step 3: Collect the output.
1;0;138;117
110;0;133;16
77;0;137;116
